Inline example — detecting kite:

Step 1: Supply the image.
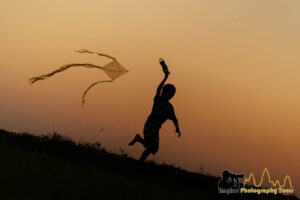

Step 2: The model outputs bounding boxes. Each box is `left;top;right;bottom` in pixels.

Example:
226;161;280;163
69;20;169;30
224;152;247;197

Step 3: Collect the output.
29;49;128;106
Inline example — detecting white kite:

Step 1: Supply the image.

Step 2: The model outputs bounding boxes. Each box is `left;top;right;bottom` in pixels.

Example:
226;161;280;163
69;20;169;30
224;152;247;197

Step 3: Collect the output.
29;49;128;106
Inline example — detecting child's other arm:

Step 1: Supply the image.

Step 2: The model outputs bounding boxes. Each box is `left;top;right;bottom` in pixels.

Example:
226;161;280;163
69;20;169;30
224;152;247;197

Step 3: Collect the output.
169;109;181;137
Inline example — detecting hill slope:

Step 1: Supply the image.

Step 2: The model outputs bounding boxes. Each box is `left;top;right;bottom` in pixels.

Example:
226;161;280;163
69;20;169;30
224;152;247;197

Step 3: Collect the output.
0;129;297;200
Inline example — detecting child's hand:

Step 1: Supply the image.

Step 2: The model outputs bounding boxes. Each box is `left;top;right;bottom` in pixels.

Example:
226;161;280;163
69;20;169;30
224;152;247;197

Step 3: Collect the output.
176;129;181;137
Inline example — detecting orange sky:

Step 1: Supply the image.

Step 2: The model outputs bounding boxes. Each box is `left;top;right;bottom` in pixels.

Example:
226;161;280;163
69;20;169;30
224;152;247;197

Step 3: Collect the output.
0;0;299;196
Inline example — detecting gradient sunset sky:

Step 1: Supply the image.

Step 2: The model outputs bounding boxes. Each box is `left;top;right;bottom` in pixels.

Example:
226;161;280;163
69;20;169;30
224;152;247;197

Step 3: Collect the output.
0;0;299;196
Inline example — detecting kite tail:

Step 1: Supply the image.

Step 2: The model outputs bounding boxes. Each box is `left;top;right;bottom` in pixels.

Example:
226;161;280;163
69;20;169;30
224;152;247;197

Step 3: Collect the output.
81;80;113;106
75;49;116;61
29;63;103;84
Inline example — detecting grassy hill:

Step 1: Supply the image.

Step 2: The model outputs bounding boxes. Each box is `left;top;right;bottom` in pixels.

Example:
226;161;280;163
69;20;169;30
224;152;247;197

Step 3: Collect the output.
0;129;298;200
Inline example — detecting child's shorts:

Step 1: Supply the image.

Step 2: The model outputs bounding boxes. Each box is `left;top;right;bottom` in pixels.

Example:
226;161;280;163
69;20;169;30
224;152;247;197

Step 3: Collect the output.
143;122;160;154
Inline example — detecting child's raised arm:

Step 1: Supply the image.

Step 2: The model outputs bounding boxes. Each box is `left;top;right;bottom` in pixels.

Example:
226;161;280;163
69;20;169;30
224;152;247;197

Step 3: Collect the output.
155;71;169;99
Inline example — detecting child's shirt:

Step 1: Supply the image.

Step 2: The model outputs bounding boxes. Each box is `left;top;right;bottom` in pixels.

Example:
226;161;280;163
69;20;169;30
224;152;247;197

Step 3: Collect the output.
146;95;176;130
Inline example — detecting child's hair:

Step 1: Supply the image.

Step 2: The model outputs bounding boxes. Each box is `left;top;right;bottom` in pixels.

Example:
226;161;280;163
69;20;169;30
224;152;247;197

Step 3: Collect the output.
161;84;176;100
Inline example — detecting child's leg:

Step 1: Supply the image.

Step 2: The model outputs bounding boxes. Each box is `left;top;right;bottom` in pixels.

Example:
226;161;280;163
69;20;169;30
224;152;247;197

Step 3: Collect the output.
140;148;152;161
128;134;145;146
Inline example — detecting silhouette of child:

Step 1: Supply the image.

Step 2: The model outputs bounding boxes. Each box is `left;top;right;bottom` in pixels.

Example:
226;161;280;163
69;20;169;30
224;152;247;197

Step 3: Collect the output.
129;65;181;161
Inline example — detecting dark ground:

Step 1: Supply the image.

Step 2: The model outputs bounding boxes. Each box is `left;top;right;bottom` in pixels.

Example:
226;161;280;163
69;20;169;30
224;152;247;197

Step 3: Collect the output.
0;129;298;200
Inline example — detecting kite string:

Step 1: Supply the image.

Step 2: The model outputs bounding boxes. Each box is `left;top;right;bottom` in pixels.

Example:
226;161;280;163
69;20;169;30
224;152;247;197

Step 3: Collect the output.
81;80;113;106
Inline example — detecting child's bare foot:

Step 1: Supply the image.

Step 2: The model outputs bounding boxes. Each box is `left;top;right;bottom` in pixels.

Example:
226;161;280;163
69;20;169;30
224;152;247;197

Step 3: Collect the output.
128;134;141;146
